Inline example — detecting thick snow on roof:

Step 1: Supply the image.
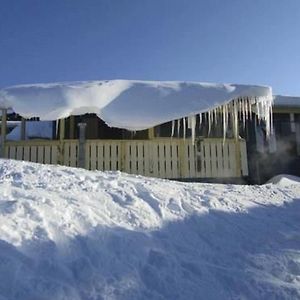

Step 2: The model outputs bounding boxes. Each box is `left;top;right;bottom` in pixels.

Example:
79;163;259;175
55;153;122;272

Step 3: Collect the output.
0;80;272;131
273;95;300;108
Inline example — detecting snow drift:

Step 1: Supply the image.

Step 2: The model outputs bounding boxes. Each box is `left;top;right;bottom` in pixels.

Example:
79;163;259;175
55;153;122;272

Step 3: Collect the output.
0;159;300;299
0;80;273;136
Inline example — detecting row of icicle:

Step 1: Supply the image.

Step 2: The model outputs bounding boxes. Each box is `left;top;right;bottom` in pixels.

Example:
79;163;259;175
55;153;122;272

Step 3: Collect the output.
170;96;273;145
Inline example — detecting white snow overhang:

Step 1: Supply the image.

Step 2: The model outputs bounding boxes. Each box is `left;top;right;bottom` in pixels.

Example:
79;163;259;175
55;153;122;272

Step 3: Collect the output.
0;79;273;134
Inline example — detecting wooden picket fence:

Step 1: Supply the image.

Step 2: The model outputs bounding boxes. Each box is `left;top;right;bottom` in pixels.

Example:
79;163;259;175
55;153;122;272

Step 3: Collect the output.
4;138;248;179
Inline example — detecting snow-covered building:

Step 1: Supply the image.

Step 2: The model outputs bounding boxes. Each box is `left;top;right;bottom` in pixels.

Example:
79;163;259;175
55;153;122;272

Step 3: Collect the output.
0;80;278;182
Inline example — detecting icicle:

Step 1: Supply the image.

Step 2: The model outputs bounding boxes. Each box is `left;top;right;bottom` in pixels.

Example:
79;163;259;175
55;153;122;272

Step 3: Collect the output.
222;104;227;142
208;111;211;136
177;119;181;137
187;116;191;129
245;98;249;123
238;98;242;120
191;115;196;145
242;98;246;128
233;99;239;139
214;108;218;125
171;120;175;137
56;120;59;138
248;98;252;120
183;117;186;140
198;113;202;131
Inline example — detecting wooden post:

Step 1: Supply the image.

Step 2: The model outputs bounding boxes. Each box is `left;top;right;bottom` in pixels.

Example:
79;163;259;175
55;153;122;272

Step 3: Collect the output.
1;109;7;158
21;118;26;140
148;128;155;139
77;123;87;168
58;119;65;164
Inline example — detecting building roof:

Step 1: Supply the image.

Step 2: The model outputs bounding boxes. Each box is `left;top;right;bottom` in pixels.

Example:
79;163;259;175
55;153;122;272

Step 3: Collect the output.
273;95;300;108
0;80;272;133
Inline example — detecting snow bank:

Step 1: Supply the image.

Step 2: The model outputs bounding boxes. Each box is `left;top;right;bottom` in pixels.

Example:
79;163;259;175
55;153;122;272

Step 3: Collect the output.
267;174;300;186
0;80;272;133
0;159;300;299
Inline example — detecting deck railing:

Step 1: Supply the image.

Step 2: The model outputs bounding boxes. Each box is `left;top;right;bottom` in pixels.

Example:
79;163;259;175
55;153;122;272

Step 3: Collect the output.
4;138;248;179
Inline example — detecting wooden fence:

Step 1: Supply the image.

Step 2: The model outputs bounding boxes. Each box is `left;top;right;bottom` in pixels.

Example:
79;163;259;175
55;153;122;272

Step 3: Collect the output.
4;138;248;179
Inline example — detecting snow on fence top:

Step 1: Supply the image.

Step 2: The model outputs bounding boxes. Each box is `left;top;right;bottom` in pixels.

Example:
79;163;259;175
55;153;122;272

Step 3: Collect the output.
0;80;273;138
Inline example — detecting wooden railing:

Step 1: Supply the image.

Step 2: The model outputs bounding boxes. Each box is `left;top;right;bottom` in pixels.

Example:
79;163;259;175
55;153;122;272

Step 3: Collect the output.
4;138;248;179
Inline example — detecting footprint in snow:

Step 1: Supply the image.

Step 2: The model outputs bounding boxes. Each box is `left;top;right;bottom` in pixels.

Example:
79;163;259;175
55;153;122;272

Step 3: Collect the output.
167;199;181;214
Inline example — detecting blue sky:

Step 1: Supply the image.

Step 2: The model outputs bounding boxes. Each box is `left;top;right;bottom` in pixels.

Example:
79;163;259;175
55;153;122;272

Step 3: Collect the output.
0;0;300;95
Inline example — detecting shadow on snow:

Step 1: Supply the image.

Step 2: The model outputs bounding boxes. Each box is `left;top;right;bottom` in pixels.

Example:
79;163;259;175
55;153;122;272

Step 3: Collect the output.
1;198;300;300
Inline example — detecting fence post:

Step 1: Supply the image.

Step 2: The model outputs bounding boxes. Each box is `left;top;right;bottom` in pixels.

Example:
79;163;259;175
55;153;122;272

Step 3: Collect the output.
58;119;65;165
1;109;7;158
78;123;87;168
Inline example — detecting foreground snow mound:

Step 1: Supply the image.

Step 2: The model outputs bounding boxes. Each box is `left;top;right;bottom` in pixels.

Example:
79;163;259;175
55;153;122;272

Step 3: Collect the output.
267;174;300;186
0;160;300;300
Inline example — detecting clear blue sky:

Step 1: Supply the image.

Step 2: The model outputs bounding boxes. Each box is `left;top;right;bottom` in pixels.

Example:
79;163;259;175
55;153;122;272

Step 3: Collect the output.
1;0;300;95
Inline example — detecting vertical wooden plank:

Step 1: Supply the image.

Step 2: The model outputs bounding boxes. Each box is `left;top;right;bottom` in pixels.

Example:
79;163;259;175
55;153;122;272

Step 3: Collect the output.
44;146;51;164
51;145;58;164
4;145;9;158
97;143;104;171
110;142;118;171
143;142;150;177
30;146;37;162
200;142;205;178
188;142;196;178
104;143;111;170
240;140;249;176
210;142;218;177
179;140;188;178
165;141;172;178
9;146;15;159
158;142;166;178
63;142;70;166
16;146;23;160
228;142;236;177
123;143;129;173
151;142;159;177
23;146;30;162
216;142;224;178
69;142;78;167
90;142;97;170
223;142;230;177
37;146;44;163
137;142;144;175
131;142;138;174
204;142;212;178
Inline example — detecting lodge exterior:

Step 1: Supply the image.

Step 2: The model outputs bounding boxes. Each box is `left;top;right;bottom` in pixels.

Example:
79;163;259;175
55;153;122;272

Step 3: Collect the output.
3;80;297;184
1;112;249;181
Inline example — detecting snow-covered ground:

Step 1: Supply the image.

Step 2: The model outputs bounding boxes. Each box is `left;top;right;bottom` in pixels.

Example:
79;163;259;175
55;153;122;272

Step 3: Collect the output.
0;159;300;300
